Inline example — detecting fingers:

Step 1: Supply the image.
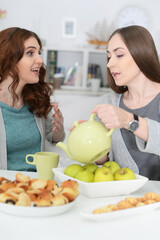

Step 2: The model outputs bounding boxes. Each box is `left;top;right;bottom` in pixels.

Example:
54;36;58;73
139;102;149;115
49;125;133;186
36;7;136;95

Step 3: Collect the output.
52;105;64;133
92;104;110;122
52;119;64;133
52;111;64;124
52;115;63;131
92;104;102;113
69;126;74;132
53;102;59;111
52;124;62;132
92;104;111;114
92;104;120;129
52;103;64;122
78;120;86;124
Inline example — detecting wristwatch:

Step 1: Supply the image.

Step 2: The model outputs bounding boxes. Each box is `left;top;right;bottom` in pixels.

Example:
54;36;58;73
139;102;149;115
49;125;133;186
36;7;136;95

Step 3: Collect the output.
128;114;139;132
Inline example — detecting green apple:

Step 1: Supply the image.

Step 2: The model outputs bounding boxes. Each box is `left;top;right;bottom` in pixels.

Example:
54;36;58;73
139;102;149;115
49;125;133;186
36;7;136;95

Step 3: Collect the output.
83;163;98;173
103;161;120;175
64;164;83;178
75;169;94;182
94;167;114;182
114;168;136;181
94;166;107;174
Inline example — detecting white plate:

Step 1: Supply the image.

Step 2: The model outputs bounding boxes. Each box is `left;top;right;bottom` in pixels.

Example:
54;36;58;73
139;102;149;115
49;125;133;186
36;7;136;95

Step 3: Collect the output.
0;200;76;217
81;199;160;221
53;168;148;198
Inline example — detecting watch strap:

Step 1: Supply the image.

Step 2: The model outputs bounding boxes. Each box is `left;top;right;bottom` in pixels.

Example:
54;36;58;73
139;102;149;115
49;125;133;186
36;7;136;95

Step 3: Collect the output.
133;114;138;121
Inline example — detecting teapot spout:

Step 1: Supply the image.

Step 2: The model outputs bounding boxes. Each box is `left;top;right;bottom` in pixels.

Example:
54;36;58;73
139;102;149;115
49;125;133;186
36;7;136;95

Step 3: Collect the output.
56;142;72;159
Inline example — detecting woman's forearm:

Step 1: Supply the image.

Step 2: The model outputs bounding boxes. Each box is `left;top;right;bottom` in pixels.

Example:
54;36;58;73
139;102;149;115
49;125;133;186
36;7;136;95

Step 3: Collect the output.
96;153;109;165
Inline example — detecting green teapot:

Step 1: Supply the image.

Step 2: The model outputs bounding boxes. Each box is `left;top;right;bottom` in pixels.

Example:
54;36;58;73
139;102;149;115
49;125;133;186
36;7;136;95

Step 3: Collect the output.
56;114;114;164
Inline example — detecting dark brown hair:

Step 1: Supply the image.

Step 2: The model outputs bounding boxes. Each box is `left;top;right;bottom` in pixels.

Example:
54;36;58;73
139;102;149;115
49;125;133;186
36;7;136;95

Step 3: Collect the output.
0;27;54;117
107;25;160;93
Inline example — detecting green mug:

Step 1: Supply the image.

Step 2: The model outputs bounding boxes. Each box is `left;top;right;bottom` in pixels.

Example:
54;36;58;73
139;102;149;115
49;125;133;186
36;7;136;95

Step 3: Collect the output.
26;152;59;180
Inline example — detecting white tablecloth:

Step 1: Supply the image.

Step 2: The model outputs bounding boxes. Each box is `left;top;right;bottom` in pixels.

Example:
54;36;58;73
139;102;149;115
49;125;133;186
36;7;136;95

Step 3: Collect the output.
0;170;160;240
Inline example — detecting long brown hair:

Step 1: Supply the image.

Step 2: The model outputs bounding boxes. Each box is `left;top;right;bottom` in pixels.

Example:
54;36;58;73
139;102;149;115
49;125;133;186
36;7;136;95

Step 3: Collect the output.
0;27;54;118
107;25;160;93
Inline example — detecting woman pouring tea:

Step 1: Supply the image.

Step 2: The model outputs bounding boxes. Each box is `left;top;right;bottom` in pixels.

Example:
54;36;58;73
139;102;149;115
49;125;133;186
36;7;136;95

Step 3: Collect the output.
92;25;160;180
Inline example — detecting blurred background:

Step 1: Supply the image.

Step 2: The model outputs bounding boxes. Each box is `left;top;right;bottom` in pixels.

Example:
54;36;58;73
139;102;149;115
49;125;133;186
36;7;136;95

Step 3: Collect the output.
1;0;160;49
1;0;160;90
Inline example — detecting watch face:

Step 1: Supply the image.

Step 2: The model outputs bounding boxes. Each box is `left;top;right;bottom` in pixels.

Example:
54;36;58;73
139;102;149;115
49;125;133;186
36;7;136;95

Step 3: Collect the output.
129;120;139;132
117;6;149;28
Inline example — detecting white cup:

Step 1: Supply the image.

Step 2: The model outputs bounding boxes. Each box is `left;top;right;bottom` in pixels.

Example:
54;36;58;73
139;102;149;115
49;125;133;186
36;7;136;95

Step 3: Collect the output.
89;78;101;92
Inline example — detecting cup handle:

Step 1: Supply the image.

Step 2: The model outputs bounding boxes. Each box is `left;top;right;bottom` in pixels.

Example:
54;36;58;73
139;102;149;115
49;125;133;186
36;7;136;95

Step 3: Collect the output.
25;154;36;165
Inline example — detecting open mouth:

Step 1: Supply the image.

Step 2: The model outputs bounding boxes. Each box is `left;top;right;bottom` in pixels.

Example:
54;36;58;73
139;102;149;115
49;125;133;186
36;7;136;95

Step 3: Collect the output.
31;68;40;73
112;72;120;78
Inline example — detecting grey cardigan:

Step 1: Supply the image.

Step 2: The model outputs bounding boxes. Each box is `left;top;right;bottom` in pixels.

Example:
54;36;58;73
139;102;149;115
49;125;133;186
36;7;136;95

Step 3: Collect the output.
102;90;160;174
0;108;53;170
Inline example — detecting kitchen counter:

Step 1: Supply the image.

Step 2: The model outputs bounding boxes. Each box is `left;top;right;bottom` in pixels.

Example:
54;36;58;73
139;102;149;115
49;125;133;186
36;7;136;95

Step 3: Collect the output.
0;170;160;240
54;86;110;96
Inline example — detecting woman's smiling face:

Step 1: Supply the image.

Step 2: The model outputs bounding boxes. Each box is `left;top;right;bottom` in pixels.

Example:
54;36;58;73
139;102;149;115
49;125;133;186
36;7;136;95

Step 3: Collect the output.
16;36;43;87
107;33;141;87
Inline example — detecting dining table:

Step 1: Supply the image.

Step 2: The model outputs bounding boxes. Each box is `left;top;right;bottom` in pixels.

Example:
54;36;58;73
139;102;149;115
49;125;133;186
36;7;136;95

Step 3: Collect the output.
1;169;160;240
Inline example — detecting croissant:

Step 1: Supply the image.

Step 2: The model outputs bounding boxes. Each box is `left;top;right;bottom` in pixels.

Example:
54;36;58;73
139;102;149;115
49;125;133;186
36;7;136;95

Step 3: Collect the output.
0;173;79;207
0;182;16;193
0;192;17;205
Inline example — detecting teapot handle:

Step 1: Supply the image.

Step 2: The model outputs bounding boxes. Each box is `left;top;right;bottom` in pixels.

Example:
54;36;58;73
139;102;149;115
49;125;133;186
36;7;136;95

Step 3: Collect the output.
89;113;96;121
90;113;114;136
106;128;114;137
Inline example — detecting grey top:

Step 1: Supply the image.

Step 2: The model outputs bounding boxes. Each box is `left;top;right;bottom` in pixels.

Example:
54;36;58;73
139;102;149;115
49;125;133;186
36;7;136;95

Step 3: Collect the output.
120;93;160;180
0;107;54;170
102;90;160;180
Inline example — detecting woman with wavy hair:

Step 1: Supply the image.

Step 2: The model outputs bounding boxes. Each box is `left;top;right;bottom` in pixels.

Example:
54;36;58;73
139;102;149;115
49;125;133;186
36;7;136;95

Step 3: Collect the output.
93;25;160;180
0;27;64;171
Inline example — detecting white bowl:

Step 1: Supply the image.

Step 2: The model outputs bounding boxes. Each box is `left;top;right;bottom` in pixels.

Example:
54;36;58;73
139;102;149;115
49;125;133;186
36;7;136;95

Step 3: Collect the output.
0;200;76;217
53;168;148;198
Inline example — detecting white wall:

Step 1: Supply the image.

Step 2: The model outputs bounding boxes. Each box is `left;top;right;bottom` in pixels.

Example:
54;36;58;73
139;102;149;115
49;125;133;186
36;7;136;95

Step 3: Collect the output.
1;0;160;51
